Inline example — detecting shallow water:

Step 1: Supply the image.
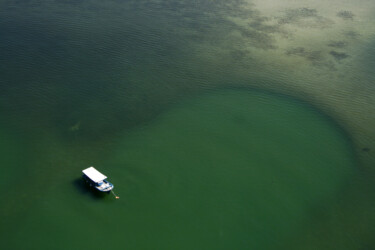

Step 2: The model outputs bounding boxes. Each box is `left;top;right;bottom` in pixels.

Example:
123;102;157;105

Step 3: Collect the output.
1;0;374;249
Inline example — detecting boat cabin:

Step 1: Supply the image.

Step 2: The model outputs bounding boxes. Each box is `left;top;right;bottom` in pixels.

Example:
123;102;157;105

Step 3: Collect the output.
82;166;114;192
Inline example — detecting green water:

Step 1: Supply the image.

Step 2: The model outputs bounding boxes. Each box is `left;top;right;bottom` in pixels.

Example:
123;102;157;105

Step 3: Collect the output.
0;90;357;249
1;0;374;249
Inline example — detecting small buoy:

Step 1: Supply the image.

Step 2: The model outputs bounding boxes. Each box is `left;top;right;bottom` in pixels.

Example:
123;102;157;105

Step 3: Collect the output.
111;190;120;199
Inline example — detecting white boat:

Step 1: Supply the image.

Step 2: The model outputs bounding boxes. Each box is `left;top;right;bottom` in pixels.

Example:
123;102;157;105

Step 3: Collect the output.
82;166;114;192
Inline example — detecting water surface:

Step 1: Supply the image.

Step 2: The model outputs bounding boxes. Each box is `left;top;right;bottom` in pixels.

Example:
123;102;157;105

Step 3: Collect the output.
1;89;358;249
1;0;374;249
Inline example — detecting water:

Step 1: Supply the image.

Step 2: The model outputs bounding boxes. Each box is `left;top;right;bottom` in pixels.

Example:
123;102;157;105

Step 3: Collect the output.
0;0;374;249
0;90;358;249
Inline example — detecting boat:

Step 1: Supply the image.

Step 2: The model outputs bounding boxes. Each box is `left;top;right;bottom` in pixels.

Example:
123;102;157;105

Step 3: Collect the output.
82;166;114;193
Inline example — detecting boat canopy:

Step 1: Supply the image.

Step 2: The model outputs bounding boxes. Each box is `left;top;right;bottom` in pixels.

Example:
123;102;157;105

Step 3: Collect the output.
82;166;107;183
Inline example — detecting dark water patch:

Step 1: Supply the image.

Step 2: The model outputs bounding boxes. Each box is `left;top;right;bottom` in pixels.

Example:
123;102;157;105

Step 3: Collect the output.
284;47;337;69
362;147;370;152
279;7;319;22
343;30;360;39
286;47;323;63
327;40;348;48
337;10;355;21
277;7;334;29
330;50;349;61
238;26;277;49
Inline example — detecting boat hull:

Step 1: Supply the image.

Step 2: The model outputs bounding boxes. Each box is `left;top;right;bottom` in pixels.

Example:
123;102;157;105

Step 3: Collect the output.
82;175;114;193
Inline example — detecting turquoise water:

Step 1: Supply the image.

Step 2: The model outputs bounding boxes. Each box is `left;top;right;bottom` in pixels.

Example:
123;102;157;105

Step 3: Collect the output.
1;0;374;249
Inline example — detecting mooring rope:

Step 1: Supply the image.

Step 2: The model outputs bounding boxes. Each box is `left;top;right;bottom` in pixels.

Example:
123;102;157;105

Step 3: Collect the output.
111;190;120;199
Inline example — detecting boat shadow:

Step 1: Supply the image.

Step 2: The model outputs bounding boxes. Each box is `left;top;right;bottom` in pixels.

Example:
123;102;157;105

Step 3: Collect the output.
72;178;110;200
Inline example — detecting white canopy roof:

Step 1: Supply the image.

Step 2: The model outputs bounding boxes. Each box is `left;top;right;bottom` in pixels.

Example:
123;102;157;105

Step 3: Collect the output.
82;166;107;183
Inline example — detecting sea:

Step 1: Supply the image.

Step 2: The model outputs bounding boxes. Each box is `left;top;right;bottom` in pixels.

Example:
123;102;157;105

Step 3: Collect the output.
0;0;374;249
